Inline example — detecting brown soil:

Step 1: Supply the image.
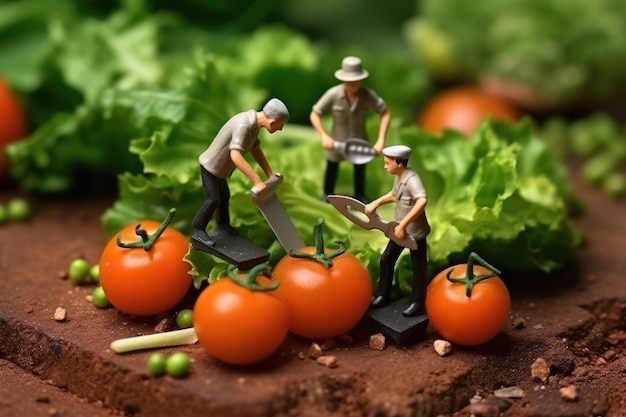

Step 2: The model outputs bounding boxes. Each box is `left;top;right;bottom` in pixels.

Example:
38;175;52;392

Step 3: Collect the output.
1;170;625;417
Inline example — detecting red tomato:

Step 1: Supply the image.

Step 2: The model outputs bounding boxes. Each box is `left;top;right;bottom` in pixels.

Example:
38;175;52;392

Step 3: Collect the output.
273;245;372;340
417;86;519;136
0;78;29;177
193;266;289;365
99;210;192;316
425;253;510;346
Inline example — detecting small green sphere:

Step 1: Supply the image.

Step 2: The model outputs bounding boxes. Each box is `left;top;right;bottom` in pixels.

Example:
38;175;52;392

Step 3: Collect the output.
176;309;194;329
68;258;91;284
5;198;31;221
147;353;167;376
92;286;111;308
165;352;191;378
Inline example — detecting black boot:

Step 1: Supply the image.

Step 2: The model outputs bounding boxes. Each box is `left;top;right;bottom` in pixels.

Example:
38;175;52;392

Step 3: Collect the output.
402;302;423;317
370;295;390;309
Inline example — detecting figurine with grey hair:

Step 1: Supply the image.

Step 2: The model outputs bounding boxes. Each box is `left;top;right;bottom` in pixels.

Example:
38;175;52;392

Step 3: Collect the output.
310;56;391;203
365;145;430;317
192;98;289;248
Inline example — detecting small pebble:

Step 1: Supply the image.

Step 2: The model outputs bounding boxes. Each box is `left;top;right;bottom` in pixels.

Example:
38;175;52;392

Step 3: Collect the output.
559;385;578;401
433;339;452;357
316;355;337;368
494;386;524;399
369;333;386;351
512;317;526;329
308;342;323;359
531;358;550;383
53;307;67;322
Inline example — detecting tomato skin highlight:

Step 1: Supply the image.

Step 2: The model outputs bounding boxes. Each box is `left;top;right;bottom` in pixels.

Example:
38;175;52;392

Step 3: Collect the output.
426;264;511;346
99;220;192;316
0;78;29;177
273;247;373;340
417;86;519;136
193;276;289;365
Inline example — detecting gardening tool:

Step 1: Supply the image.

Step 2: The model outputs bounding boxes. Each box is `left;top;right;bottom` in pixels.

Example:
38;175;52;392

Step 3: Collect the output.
327;194;417;250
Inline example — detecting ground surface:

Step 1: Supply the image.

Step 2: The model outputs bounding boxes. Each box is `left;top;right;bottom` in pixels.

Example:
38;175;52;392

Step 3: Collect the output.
1;170;625;417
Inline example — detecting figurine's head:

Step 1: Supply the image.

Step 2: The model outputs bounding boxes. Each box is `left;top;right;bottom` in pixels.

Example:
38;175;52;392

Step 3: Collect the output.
262;98;289;133
382;145;411;174
334;56;369;82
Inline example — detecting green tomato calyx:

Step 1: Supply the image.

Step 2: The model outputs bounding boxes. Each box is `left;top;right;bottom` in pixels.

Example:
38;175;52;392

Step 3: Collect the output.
446;252;502;298
227;263;278;292
116;208;177;251
288;218;346;268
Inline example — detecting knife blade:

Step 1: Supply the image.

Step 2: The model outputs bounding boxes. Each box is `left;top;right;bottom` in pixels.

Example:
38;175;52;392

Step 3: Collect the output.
327;194;417;250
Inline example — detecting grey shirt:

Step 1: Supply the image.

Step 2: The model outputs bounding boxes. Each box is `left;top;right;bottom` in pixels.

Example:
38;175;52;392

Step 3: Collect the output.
198;110;260;178
312;84;387;162
393;169;430;240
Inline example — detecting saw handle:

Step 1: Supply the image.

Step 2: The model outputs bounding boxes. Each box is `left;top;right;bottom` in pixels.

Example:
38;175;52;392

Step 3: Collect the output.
251;173;283;205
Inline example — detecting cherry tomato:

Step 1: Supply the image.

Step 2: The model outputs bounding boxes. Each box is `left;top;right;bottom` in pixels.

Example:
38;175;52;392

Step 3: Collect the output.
425;252;510;346
193;264;289;365
99;209;192;316
272;219;372;340
417;86;519;136
0;78;28;177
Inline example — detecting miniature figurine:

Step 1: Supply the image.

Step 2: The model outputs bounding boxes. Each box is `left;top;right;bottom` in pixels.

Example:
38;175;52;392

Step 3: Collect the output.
365;145;430;317
191;98;289;260
310;56;391;203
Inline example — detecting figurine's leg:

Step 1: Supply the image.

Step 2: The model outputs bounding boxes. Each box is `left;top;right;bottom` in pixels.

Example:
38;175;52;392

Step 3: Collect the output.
215;179;237;235
402;238;428;317
322;160;339;202
353;164;369;204
192;167;221;243
371;240;403;309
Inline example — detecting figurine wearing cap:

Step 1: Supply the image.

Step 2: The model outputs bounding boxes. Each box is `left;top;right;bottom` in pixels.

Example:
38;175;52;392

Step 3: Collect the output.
365;145;431;317
310;56;391;203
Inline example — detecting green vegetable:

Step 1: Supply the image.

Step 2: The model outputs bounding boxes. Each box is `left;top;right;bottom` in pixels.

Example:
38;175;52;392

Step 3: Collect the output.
165;352;191;378
68;258;90;284
5;198;31;221
407;0;626;107
110;328;198;353
92;286;111;309
0;205;6;224
89;264;100;283
176;309;194;329
147;353;167;376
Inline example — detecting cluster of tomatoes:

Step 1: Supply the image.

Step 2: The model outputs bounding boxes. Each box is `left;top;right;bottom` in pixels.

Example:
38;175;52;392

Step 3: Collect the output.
99;215;373;365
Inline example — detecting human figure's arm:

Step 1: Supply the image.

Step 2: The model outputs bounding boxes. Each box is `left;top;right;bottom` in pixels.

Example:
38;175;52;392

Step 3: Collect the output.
365;191;395;215
230;149;266;192
310;110;334;150
250;144;274;179
373;109;391;154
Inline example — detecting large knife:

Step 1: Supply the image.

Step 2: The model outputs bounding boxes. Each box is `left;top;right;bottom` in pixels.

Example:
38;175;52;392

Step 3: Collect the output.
251;173;305;252
333;137;378;165
327;194;417;250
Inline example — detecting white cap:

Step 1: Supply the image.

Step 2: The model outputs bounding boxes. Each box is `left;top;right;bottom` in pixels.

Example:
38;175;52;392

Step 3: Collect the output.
382;145;411;159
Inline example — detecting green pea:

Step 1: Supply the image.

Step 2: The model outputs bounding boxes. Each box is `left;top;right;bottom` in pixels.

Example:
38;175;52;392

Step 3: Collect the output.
176;309;194;329
603;172;626;198
147;353;167;376
5;198;31;221
68;258;91;284
92;286;110;308
89;264;100;283
166;352;191;378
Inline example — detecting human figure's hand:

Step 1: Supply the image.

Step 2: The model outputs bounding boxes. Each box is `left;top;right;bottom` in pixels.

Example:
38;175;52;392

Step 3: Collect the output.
394;224;407;240
364;202;376;216
321;133;335;150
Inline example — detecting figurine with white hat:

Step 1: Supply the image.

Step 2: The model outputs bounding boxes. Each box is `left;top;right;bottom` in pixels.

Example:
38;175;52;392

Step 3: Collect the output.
310;56;391;203
364;145;431;317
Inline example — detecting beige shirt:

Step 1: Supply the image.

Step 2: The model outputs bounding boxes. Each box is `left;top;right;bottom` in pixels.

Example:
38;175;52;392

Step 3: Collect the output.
393;169;430;240
198;110;260;178
312;84;387;162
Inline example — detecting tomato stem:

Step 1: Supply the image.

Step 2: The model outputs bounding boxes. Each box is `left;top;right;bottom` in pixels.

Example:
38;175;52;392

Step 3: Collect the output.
116;208;177;251
226;263;278;292
288;218;346;268
446;252;502;298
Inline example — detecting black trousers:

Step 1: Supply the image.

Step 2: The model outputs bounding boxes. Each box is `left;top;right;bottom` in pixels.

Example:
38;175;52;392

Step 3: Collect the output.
378;238;429;307
192;165;230;232
324;160;366;197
